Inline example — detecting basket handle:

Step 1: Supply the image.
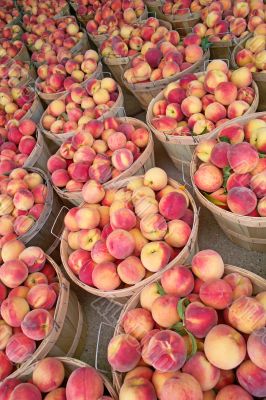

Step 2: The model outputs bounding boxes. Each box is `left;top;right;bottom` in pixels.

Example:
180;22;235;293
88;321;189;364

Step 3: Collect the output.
51;205;69;241
102;71;112;78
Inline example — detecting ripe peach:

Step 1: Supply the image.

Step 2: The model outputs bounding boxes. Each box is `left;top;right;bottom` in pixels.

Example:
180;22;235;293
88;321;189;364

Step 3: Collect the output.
159;192;187;220
111;148;133;171
108;333;141;372
151;295;179;328
194;164;223;192
228;296;266;333
227;100;249;119
27;284;57;310
78;229;101;252
192;249;224;281
237;360;266;397
216;385;253;400
24;272;48;288
123;308;154;340
140;283;161;311
214;82;237;106
6;333;36;363
43;388;66;400
129;228;148;257
184;301;218;338
250;170;266;198
165;220;191;248
1;296;29;327
91;240;114;264
226;172;251;192
223;272;253;300
247;327;266;370
161;373;203;400
119;377;156;400
9;383;42;400
110;208;136;231
106;229;135;260
227;187;257;215
204;70;228;94
140;241;171;272
161;266;194;297
205;102;226;123
140;213;167;241
218;124;245;144
92;262;121;291
210;142;230;169
0;378;21;400
66;366;104;400
231;67;253;88
32;358;65;393
0;320;12;350
19;246;46;273
199;279;233;309
51;170;70;187
117;256;146;285
215;369;235;390
183;351;220;391
0;260;28;288
185;44;203;64
181;96;202;117
124;366;153;382
21;308;53;340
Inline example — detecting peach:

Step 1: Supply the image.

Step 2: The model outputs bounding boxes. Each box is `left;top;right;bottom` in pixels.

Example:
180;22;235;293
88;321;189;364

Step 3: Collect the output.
151;294;179;328
161;373;203;400
66;366;104;400
250;170;266;198
223;272;253;300
152;371;180;399
214;82;237;106
0;378;21;400
143;330;187;372
27;284;56;310
32;358;64;393
43;388;66;400
123;308;154;340
185;44;203;64
226;172;251;192
67;248;92;275
78;228;101;252
204;70;228;94
78;260;96;286
1;296;29;327
164;219;191;248
47;155;67;174
228;296;266;334
91;240;114;264
258;197;266;217
227;100;250;119
21;308;53;341
218;124;244;144
24;272;48;288
216;385;253;400
195;140;216;163
14;215;35;236
110;208;136;231
237;360;266;397
230;17;247;36
140;241;171;272
117;256;146;285
129;228;148;257
192;249;224;281
231;67;253;89
152;116;177;133
237;87;255;105
0;194;14;216
6;333;36;363
210;142;230;169
119;377;156;400
134;197;159;219
158;191;187;220
0;320;12;350
204;324;246;369
51;170;70;187
0;260;28;288
161;265;194;297
125;366;153;382
140;213;167;241
205;102;226;123
140;283;161;311
199;279;233;309
92;262;121;291
215;369;235;390
181;96;202;117
10;383;42;400
184;301;218;338
194;164;223;193
111;148;133;171
108;333;141;372
106;229;135;260
247;327;266;370
144;168;168;191
227;187;257;215
183;351;220;391
75;207;100;230
19;246;46;273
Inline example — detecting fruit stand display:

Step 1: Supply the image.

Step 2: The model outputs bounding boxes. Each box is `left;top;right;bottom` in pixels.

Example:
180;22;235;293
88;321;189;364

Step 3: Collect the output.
0;0;265;399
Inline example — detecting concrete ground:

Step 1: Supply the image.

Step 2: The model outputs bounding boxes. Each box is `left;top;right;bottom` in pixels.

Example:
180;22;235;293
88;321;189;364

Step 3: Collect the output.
75;108;266;376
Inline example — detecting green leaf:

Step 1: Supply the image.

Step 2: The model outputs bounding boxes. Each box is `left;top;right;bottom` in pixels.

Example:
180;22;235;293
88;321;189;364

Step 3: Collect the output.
171;322;185;332
177;297;190;321
223;166;232;188
185;329;198;358
259;152;266;158
203;191;227;206
156;282;165;296
61;112;69;121
201;37;213;51
219;136;230;143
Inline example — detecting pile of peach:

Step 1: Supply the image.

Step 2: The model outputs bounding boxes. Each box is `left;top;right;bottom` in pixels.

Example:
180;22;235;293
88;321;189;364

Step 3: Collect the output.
41;78;120;135
194;116;266;217
22;16;85;64
18;0;68;17
150;60;255;136
86;0;146;37
99;17;181;60
0;0;20;28
0;40;24;66
0;61;32;89
235;30;266;72
0;357;115;399
36;49;100;95
160;0;204;16
63;167;194;291
0;120;39;174
0;240;59;380
0;168;48;239
48;117;150;190
0;86;35;128
0;25;22;41
108;249;266;399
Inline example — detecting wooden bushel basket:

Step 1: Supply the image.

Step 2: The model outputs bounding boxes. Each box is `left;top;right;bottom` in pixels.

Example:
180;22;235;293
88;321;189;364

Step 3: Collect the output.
8;357;118;399
231;33;266;112
39;84;124;146
111;264;266;391
122;50;210;110
157;8;201;37
50;117;155;205
146;72;259;173
22;90;44;124
190;111;266;253
60;175;199;298
23;128;51;172
7;256;85;379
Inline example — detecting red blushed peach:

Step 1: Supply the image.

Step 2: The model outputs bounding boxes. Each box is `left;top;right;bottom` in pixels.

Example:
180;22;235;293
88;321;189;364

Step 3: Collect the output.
33;358;65;393
66;366;104;400
192;249;224;281
215;369;235;390
151;295;179;328
237;87;255;105
47;155;67;174
161;265;194;297
185;44;203;64
1;296;29;327
14;215;35;236
129;228;148;257
231;67;252;89
68;249;92;275
1;238;25;262
0;350;13;380
227;187;257;215
19;246;46;273
161;373;203;400
75;206;100;230
0;215;14;236
140;213;167;241
218;124;244;144
29;204;44;219
117;256;146;285
204;70;228;94
10;383;42;400
0;282;7;304
43;388;66;400
0;320;12;350
210;142;230;169
184;301;218;339
64;207;80;232
194;164;223;193
78;228;101;252
108;333;141;372
106;229;135;260
228;142;259;174
228;296;266;334
165;220;191;248
140;283;161;311
199;279;233;310
110;208;136;231
51;169;70;187
27;284;57;310
183;351;220;391
0;378;21;400
111;148;134;172
181;96;202;117
237;360;266;398
107;132;127;151
187;81;206;99
223;272;253;300
21;308;53;340
227;100;250;119
204;324;246;370
123;308;154;340
250;171;266;198
119;377;156;400
6;333;36;363
91;262;121;291
24;272;48;288
78;260;95;286
13;188;34;211
214;82;237;106
91;240;114;264
205;102;227;123
247;328;266;370
226;173;251;192
0;259;28;288
141;241;171;272
125;366;153;382
258;197;266;217
143;330;186;372
81;180;105;204
216;384;253;400
152;371;180;399
159;192;187;220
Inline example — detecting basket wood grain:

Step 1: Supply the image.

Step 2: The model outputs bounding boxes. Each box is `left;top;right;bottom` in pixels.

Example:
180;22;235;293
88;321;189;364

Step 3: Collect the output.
22;92;44;124
7;256;85;379
35;62;103;104
9;357;118;399
23;128;51;171
122;50;210;110
14;43;30;63
231;33;266;112
112;264;266;391
155;8;200;37
190;111;266;253
51;117;155;205
60;175;199;298
146;72;259;171
39;84;124;146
